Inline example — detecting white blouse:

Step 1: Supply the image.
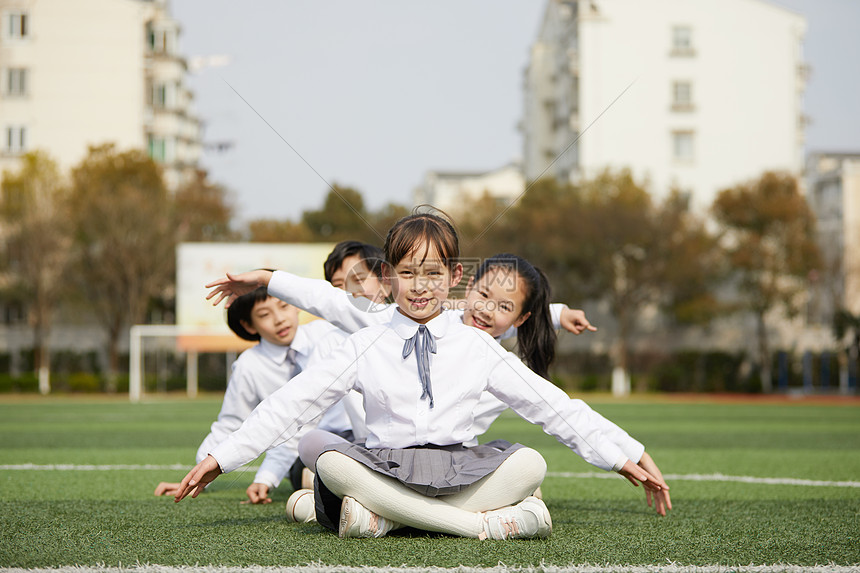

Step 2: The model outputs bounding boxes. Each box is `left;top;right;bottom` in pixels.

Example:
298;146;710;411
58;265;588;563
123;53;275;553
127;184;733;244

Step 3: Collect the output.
195;319;339;488
210;310;639;475
266;270;644;463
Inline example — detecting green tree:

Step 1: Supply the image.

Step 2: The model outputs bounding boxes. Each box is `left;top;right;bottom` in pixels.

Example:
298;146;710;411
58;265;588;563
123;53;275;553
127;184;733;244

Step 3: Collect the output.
174;169;238;242
66;144;176;388
712;171;820;391
487;171;723;391
369;202;410;243
301;185;383;244
247;218;313;242
0;152;71;392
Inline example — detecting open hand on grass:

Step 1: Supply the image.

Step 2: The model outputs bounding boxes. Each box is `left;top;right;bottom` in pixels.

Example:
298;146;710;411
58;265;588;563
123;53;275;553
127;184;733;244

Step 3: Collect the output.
205;270;274;308
153;481;181;497
174;455;223;502
243;483;272;504
617;458;671;516
637;451;672;516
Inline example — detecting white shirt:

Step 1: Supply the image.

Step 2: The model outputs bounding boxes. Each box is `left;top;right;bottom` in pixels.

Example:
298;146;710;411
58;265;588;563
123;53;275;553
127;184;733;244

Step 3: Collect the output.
266;271;635;457
196;318;339;488
210;310;642;475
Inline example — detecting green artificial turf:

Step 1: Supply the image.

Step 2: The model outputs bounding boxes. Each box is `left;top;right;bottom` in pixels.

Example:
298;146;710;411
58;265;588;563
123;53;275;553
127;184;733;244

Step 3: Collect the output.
0;394;858;568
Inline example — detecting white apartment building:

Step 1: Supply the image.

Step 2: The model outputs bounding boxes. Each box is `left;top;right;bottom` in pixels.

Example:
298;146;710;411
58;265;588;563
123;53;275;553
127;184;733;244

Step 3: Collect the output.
522;0;807;209
414;162;525;216
807;152;860;321
0;0;200;190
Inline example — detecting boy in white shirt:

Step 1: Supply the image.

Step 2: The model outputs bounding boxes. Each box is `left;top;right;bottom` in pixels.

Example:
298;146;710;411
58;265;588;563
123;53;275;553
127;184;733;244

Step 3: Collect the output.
154;286;337;503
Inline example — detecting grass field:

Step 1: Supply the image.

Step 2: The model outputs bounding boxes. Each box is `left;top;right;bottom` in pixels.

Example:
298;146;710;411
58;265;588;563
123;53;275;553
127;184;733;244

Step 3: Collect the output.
1;393;858;571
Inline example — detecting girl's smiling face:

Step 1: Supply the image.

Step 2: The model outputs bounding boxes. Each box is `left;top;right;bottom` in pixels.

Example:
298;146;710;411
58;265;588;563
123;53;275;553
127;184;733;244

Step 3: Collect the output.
462;267;531;338
387;241;463;324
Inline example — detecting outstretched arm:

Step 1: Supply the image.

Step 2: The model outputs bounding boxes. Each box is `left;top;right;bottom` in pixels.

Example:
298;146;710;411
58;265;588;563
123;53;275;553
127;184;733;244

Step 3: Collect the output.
174;455;223;502
205;270;274;308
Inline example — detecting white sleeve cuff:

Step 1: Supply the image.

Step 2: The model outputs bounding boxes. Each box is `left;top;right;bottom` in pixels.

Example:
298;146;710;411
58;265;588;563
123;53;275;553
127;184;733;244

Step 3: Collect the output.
611;455;629;472
209;441;243;474
549;303;567;329
252;469;280;490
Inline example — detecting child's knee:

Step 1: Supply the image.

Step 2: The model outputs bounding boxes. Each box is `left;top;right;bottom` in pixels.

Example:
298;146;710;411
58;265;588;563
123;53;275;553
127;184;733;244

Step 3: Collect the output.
510;447;547;483
314;450;355;496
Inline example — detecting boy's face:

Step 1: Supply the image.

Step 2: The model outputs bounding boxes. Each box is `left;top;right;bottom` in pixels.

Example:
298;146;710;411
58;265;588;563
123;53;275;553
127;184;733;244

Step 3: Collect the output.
331;254;389;303
387;241;463;324
240;296;299;346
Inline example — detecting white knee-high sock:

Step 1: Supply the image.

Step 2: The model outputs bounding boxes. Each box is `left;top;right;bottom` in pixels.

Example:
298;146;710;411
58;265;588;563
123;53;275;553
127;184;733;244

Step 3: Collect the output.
316;451;484;538
441;447;547;512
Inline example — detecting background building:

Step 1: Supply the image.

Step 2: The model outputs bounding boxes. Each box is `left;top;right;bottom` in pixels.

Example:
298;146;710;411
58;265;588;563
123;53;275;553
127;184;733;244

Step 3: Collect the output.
522;0;807;208
807;152;860;321
414;162;525;216
0;0;201;189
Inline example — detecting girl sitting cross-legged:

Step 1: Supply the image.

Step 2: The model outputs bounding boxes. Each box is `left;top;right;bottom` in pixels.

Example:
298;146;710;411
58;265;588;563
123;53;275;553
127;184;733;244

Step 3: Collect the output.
172;211;671;539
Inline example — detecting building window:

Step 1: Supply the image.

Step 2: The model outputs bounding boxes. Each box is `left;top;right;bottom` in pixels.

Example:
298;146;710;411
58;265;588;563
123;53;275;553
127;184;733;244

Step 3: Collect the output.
146;23;176;56
672;131;694;162
5;12;28;39
5;126;26;154
151;82;178;109
671;80;693;111
5;68;27;96
671;26;695;57
148;135;166;161
148;135;175;163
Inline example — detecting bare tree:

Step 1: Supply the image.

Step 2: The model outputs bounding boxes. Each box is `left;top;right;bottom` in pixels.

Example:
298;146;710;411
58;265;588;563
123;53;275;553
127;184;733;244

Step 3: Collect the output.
712;172;820;392
66;144;175;388
0;152;71;393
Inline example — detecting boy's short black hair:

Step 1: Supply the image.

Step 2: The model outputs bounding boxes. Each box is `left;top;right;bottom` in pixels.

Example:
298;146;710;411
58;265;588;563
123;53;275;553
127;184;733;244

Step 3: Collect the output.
323;240;385;283
227;286;270;341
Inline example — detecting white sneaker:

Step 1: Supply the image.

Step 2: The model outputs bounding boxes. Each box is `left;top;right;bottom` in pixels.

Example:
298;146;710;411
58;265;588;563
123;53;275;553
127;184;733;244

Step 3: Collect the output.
285;489;316;523
338;496;400;538
479;496;552;540
301;467;315;490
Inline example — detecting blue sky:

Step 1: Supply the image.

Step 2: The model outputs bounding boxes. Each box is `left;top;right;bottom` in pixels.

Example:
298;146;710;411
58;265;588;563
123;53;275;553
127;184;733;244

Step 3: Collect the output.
172;0;860;223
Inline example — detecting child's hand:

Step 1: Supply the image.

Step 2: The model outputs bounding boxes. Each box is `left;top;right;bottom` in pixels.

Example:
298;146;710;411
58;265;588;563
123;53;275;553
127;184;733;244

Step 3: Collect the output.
243;483;272;504
174;455;223;502
638;452;673;516
205;270;274;308
154;481;181;496
617;459;671;516
560;307;597;334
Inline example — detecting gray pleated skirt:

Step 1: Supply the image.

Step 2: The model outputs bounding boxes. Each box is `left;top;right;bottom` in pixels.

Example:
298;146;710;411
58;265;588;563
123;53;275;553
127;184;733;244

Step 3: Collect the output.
313;439;523;532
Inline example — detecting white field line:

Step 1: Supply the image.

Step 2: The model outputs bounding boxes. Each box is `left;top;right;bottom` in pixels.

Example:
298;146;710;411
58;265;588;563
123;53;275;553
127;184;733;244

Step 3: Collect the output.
2;464;859;488
1;563;858;573
545;471;860;488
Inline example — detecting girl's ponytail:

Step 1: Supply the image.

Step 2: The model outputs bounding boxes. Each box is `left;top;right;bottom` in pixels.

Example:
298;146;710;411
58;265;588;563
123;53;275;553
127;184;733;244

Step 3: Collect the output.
514;266;556;379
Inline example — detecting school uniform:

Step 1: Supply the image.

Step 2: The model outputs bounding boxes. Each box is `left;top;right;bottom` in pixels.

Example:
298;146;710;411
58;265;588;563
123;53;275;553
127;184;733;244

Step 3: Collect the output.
267;270;584;445
209;309;644;528
195;318;340;489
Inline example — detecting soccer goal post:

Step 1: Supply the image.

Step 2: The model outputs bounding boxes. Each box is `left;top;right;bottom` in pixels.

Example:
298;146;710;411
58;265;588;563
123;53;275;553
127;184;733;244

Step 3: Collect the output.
128;324;248;403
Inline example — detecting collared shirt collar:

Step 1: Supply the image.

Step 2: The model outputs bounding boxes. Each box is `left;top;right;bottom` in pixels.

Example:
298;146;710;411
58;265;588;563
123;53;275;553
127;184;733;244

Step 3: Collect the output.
257;325;310;365
390;308;450;340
